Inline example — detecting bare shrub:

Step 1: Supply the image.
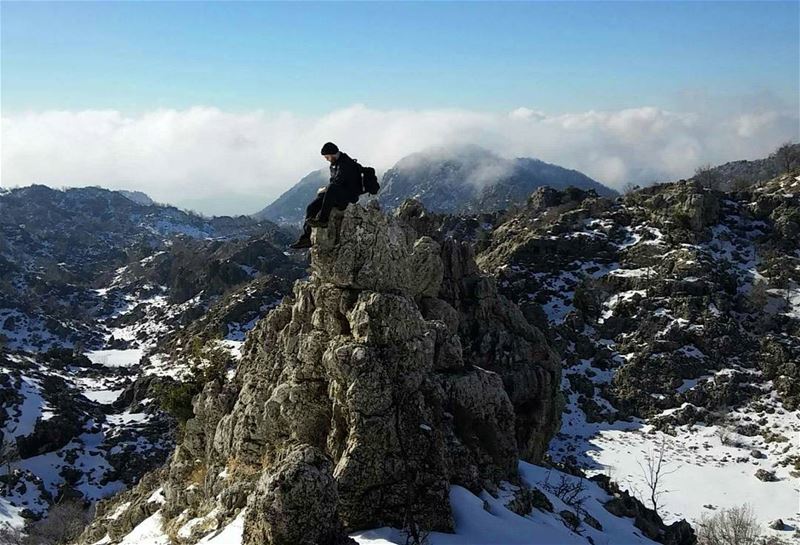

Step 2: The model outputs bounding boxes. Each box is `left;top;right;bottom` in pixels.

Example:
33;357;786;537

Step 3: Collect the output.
0;523;24;545
23;497;93;545
757;537;792;545
694;164;723;190
771;141;800;173
543;472;588;531
544;473;588;508
402;522;430;545
622;181;640;194
637;435;679;516
747;279;770;313
696;504;761;545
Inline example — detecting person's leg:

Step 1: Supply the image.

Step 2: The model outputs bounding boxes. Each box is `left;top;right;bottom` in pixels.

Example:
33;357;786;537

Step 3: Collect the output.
306;189;325;220
290;222;312;248
290;190;326;248
315;185;347;223
304;189;330;229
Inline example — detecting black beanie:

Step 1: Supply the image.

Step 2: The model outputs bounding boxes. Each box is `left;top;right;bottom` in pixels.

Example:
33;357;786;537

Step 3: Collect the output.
321;142;339;155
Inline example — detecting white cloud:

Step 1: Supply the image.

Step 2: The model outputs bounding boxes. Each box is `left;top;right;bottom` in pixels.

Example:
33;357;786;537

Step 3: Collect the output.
734;111;781;138
1;99;797;215
508;107;546;121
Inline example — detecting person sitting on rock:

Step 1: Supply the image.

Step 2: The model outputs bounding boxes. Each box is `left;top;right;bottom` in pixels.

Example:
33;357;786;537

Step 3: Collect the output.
290;142;366;249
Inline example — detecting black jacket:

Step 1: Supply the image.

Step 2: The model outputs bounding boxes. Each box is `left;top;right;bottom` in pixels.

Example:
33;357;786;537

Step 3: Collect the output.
329;152;363;201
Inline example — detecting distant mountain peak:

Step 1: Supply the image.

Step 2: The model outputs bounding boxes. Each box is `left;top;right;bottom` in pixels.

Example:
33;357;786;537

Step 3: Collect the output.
379;145;617;214
254;146;616;225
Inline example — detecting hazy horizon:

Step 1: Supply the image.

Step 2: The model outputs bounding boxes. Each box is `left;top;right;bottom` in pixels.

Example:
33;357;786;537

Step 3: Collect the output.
2;1;798;215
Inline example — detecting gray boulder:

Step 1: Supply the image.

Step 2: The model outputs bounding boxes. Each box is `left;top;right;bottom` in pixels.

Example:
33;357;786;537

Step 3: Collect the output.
243;445;355;545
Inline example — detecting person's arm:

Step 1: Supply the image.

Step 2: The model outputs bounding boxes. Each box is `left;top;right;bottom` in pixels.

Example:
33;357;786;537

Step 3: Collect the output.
327;161;339;186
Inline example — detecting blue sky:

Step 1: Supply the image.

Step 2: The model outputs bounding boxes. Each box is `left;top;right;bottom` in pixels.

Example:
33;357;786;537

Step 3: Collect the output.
1;1;798;215
2;1;798;115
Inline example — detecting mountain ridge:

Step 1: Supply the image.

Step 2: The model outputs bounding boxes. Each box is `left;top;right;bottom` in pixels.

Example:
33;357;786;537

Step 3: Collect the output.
252;145;617;226
1;152;798;545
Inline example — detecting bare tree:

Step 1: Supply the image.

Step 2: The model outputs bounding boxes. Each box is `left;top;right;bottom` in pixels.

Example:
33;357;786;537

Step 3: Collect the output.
694;164;723;190
637;435;680;517
24;496;92;545
697;503;760;545
621;181;640;195
771;141;799;173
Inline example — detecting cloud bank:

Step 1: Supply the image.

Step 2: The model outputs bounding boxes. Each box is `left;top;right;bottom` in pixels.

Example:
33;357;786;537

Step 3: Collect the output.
2;98;797;215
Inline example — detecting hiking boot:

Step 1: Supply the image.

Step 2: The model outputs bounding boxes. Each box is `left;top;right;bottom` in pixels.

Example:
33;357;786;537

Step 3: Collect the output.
307;217;328;228
289;236;312;250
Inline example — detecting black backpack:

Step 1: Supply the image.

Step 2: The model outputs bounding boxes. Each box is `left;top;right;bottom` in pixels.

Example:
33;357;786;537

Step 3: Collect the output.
360;166;380;195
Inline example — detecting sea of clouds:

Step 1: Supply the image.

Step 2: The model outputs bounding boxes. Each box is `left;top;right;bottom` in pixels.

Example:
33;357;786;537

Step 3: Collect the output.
2;96;797;215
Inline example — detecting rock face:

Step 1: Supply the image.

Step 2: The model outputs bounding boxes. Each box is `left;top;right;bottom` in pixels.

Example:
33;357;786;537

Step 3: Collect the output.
79;201;561;543
397;199;562;461
311;201;443;296
591;475;696;545
628;179;721;234
243;445;354;545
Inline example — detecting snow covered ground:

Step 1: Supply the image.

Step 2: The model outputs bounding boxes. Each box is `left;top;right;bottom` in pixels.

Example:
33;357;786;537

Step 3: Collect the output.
552;371;800;535
354;462;663;545
0;352;174;536
0;497;25;532
86;349;144;368
90;461;663;545
82;388;125;404
518;185;800;542
585;424;799;535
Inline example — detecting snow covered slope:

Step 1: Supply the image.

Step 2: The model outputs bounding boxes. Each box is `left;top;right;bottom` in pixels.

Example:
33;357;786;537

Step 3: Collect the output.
4;167;800;544
0;186;306;541
479;173;800;540
87;461;671;545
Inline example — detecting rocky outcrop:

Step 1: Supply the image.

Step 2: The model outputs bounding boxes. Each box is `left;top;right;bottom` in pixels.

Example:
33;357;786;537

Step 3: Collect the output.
398;199;562;461
79;200;561;543
243;445;355;545
477;173;800;424
626;179;721;234
591;474;696;545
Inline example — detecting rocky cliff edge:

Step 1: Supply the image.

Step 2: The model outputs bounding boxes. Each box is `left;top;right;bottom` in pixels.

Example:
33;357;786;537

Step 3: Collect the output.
78;200;561;545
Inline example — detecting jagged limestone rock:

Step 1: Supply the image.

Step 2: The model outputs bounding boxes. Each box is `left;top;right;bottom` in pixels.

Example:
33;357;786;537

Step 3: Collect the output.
627;179;721;234
243;445;355;545
78;201;562;544
399;200;562;462
77;468;167;544
311;201;443;297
